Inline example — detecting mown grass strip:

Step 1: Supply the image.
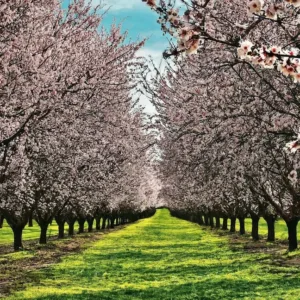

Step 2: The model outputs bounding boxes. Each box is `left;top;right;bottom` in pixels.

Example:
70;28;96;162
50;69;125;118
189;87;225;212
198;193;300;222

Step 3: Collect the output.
4;209;300;300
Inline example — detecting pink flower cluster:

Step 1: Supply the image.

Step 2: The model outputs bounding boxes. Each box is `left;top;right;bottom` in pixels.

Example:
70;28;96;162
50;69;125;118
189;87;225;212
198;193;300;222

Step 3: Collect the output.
285;134;300;153
237;41;300;82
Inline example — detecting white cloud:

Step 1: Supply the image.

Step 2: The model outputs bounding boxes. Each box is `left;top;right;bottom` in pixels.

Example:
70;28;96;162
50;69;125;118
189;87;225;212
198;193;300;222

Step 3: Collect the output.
138;94;157;114
137;48;164;70
135;47;168;115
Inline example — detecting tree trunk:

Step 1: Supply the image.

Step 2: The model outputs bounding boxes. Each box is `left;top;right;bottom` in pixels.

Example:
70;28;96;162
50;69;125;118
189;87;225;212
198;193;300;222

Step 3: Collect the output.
204;215;209;226
198;214;204;225
215;217;220;228
209;216;214;228
250;215;260;241
95;217;101;230
110;218;115;229
0;215;4;228
39;222;49;244
87;217;94;232
106;218;110;229
238;217;245;235
222;217;228;230
264;215;275;242
286;218;299;251
28;213;33;227
55;216;66;239
102;217;107;229
230;217;236;233
58;221;65;239
78;218;85;234
68;220;76;236
12;225;24;251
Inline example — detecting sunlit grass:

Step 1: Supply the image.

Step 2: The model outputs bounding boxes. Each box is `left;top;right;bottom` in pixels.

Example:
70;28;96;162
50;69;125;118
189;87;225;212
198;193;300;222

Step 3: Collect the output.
0;220;59;245
0;215;296;247
243;218;300;240
5;209;300;300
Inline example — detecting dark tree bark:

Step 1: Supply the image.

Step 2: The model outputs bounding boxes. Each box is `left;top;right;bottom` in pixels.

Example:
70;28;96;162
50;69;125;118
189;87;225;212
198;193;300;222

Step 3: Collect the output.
222;217;228;230
87;217;94;232
110;218;115;229
198;214;204;225
251;215;260;241
95;217;101;230
215;217;220;228
28;212;33;227
78;218;85;234
102;217;107;229
58;222;65;239
55;216;66;239
5;217;28;251
12;225;24;251
0;215;4;228
264;215;276;242
286;218;299;251
230;217;236;233
68;219;76;236
238;217;245;235
209;215;214;228
39;222;49;244
204;215;209;226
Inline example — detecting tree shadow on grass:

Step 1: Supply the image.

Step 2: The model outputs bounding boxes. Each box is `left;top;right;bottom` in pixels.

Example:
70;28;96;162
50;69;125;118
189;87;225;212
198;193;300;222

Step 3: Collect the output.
29;275;300;300
8;210;300;300
22;248;296;300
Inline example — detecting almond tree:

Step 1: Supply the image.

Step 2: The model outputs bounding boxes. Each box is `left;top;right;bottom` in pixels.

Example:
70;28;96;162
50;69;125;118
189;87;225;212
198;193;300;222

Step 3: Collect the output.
0;0;103;249
150;42;300;249
0;0;158;250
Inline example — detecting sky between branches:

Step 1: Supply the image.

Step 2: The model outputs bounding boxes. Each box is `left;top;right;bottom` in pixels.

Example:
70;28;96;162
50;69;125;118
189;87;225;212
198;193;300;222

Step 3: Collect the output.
62;0;170;113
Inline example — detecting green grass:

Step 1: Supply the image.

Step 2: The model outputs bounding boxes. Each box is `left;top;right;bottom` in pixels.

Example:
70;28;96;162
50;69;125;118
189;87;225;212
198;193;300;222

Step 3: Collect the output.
0;220;59;245
243;218;300;240
5;209;300;300
0;215;296;247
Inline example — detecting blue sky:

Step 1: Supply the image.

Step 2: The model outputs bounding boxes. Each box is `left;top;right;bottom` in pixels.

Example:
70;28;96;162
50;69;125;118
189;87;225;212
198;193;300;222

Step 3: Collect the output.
62;0;169;66
62;1;172;113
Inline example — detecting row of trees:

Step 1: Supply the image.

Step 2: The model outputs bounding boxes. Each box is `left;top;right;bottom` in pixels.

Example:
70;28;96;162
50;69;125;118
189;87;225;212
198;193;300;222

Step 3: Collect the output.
144;0;300;251
0;0;160;251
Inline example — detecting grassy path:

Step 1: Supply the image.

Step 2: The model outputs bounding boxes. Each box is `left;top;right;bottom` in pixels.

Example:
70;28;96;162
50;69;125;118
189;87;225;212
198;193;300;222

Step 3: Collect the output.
1;216;300;247
7;209;300;300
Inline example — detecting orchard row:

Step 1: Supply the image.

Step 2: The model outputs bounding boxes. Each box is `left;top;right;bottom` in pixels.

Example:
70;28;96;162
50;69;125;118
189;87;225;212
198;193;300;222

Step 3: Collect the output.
0;1;159;251
144;0;300;251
